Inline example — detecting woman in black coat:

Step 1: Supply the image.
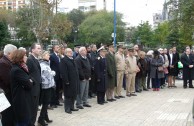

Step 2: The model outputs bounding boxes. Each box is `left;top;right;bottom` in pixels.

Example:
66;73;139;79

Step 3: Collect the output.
60;48;79;114
10;50;33;126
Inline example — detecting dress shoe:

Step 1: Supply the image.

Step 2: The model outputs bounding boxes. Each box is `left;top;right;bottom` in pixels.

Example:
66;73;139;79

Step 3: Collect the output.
45;119;53;123
76;106;84;109
114;96;120;99
47;106;54;110
111;98;116;101
143;89;149;91
51;105;57;108
126;94;131;97
103;101;108;103
45;115;53;123
65;110;72;114
57;103;63;106
136;90;141;93
98;102;104;105
119;95;125;98
130;93;137;96
71;108;79;111
38;120;48;126
107;99;113;102
83;104;91;107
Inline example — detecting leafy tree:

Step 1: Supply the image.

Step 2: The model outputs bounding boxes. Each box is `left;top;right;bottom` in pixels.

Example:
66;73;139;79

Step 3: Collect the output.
50;13;72;42
153;21;170;46
167;0;194;47
0;20;10;47
130;22;153;47
78;11;125;45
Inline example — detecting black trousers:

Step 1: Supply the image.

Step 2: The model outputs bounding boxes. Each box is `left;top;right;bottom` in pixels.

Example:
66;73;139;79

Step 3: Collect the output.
31;95;39;125
1;93;14;126
65;96;75;111
38;104;48;121
184;79;192;87
97;91;105;104
50;79;62;105
89;71;97;96
147;72;151;88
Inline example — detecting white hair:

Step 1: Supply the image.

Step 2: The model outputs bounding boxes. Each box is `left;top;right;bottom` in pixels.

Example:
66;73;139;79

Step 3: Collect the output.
79;47;86;53
65;48;72;55
3;44;17;55
18;47;26;52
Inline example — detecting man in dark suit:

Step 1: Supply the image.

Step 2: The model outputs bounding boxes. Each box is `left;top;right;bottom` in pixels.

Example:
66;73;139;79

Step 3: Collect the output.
181;48;194;88
94;47;108;105
50;45;63;107
60;48;79;114
0;44;17;126
26;43;42;126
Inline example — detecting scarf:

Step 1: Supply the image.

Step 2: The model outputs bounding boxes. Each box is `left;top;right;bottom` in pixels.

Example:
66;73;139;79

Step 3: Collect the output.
20;63;29;73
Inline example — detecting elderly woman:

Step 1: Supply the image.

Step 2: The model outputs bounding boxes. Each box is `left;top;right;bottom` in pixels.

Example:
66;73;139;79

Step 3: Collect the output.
150;50;164;91
38;51;55;126
10;49;33;126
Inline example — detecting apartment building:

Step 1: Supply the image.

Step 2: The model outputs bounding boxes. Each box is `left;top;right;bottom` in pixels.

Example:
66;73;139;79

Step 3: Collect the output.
0;0;26;11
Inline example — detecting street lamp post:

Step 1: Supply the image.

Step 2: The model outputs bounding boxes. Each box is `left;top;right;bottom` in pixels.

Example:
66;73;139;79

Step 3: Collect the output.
113;0;116;47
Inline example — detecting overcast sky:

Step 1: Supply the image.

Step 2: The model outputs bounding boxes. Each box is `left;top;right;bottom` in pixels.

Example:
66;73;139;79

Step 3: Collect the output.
59;0;165;26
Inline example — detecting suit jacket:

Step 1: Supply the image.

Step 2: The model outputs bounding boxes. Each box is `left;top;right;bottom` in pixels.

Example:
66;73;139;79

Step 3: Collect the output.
181;53;194;80
60;56;79;97
26;55;41;96
50;53;60;80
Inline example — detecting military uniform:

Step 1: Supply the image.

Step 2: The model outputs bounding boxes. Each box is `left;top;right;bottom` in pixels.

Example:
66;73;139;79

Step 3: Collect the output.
106;52;117;101
115;52;125;97
94;56;107;104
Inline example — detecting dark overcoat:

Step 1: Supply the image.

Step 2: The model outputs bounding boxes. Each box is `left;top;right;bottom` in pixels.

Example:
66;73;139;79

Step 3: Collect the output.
106;52;117;88
10;64;33;122
94;56;107;92
181;53;194;80
26;55;41;97
60;56;80;97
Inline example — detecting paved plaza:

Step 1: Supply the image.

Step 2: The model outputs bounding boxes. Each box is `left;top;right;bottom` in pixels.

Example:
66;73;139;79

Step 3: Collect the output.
41;80;194;126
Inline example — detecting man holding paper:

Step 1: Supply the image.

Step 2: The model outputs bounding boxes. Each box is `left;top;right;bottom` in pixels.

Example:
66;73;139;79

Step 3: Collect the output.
0;44;17;126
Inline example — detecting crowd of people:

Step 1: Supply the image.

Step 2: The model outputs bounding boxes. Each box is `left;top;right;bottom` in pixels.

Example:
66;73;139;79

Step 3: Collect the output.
0;42;194;126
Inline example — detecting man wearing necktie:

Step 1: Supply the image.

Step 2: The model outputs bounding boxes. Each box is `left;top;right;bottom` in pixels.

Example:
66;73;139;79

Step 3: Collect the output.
181;48;194;88
50;45;63;107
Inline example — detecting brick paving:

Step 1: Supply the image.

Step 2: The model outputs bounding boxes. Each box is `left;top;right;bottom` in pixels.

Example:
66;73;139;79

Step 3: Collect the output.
38;80;194;126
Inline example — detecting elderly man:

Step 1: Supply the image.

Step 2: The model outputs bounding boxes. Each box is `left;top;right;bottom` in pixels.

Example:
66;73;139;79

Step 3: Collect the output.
75;47;92;109
26;43;42;126
0;44;17;126
60;48;79;114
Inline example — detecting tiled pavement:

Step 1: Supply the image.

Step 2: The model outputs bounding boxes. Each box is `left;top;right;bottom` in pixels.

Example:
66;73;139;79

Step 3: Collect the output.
39;80;194;126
